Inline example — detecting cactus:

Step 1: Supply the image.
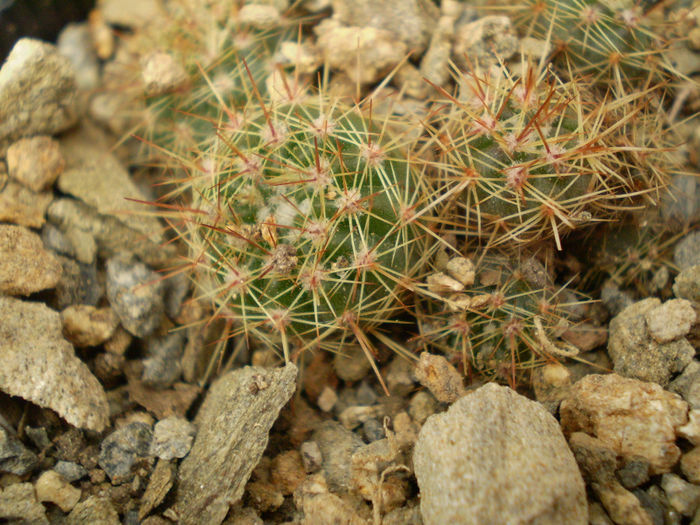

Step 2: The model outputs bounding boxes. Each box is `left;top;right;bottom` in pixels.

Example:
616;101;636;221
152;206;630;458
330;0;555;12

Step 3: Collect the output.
419;62;668;251
416;250;583;386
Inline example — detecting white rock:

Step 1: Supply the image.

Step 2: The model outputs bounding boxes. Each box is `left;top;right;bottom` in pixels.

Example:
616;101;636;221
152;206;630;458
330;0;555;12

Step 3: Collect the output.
645;298;697;343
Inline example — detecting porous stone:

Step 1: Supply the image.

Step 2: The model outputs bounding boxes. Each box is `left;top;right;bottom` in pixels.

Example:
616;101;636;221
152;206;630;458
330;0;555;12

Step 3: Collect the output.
99;422;153;484
645;299;697;343
61;305;120;347
414;352;466;404
0;38;80;155
0;296;109;431
106;253;165;337
174;364;297;525
608;298;695;386
35;470;82;512
149;416;195;460
0;482;48;524
6;136;64;192
414;383;587;525
560;374;688;475
0;225;62;295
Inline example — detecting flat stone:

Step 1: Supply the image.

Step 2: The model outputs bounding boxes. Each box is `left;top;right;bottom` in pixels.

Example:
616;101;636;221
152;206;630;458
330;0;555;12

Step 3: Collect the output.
0;180;52;227
0;224;62;295
174;364;297;525
139;458;175;520
0;482;48;524
560;374;688;475
61;305;120;347
0;38;80;155
0;296;109;431
35;470;82;512
6;136;64;192
413;383;587;525
99;422;153;484
149;416;195;460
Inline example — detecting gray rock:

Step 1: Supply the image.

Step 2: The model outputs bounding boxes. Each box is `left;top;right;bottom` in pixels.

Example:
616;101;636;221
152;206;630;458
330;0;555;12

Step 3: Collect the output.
57;23;100;91
163;272;189;319
0;38;80;155
662;473;700;516
608;298;695;386
617;458;651;490
355;382;378;406
300;441;323;473
42;223;77;258
52;256;102;310
0;482;49;524
669;361;700;409
362;418;385;442
675;231;700;271
601;279;634;316
142;332;185;388
54;460;88;482
106;253;165;337
149;416;195;460
0;296;109;431
662;173;700;227
24;426;50;450
453;16;518;69
0;224;62;295
645;299;697;344
0;425;38;475
66;496;120;525
408;390;438;425
174;364;297;525
413;383;587;525
99;422;153;484
674;265;700;304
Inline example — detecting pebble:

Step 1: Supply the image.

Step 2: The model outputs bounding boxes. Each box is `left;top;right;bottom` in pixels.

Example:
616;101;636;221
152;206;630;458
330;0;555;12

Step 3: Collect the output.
6;136;64;192
61;305;120;347
57;23;100;91
140;51;187;95
106;253;165;337
420;15;456;90
608;298;694;386
351;438;408;511
42;223;76;258
362;418;385;442
338;405;384;430
560;373;688;475
682;447;700;484
99;421;154;484
333;345;372;382
331;0;439;53
270;450;307;495
408;390;438;425
174;364;297;524
453;16;518;69
617;458;651;490
312;420;365;493
163;272;189;320
0;426;38;475
662;473;700;516
293;474;369;525
675;231;700;271
385;356;416;396
531;362;573;414
355;381;378;406
98;0;164;28
35;470;82;512
662;173;700;226
414;352;466;403
317;386;338;412
52;256;102;310
0;178;53;228
53;460;88;483
0;224;62;295
238;4;281;29
139;459;175;520
300;441;323;474
678;409;700;445
0;38;80;155
645;299;697;343
413;383;587;524
142;332;185;388
0;296;109;431
674;265;700;304
0;482;48;524
149;416;195;460
66;495;120;525
601;279;634;316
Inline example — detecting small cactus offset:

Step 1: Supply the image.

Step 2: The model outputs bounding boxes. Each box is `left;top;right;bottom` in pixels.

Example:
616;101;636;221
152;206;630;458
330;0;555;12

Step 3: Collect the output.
420;62;668;250
175;94;432;370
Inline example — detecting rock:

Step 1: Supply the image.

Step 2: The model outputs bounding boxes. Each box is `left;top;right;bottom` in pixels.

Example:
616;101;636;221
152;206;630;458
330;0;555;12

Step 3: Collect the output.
678;409;700;445
0;38;80;155
238;4;281;29
532;362;573;414
560;374;688;475
317;386;338;412
57;23;100;91
662;473;700;516
408;391;438;425
163;272;189;319
453;16;518;69
149;416;195;460
333;345;371;382
98;0;164;28
174;364;297;525
674;265;700;304
0;180;53;228
0;296;109;431
99;421;153;484
271;450;306;495
6;136;64;192
139;459;175;520
42;222;77;258
53;460;88;482
568;432;653;525
106;253;165;337
47;198;173;268
645;299;697;343
414;383;587;525
601;279;634;316
362;418;385;442
562;323;608;352
314;20;408;85
66;496;120;525
0;425;38;475
61;305;120;347
385;356;416;396
338;405;384;430
142;332;185;388
675;231;700;270
608;298;695;386
331;0;439;53
414;352;466;404
0;224;62;295
140;51;187;95
312;420;365;493
351;438;408;511
662;173;700;227
35;470;82;512
293;474;370;525
420;15;456;90
300;441;323;473
52;256;102;310
616;458;651;490
681;447;700;484
278;41;322;74
0;482;48;524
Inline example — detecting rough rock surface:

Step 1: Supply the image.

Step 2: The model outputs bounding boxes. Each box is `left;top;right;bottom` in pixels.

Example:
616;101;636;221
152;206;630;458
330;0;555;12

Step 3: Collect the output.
312;421;365;493
0;426;38;475
0;38;80;154
0;296;109;431
0;180;52;228
0;482;48;524
35;470;82;512
66;495;120;525
0;224;62;295
560;374;688;475
61;305;120;347
6;135;65;192
674;265;700;304
413;383;587;525
149;416;195;460
644;299;697;344
99;422;153;484
174;364;297;525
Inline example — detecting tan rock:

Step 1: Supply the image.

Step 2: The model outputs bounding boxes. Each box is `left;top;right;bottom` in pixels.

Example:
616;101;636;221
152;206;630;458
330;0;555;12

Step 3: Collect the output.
61;305;120;347
0;181;52;228
0;225;62;295
6;136;64;191
35;470;81;512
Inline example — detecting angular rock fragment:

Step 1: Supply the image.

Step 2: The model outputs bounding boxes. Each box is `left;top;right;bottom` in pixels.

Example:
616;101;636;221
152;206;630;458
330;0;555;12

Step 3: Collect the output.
0;225;62;295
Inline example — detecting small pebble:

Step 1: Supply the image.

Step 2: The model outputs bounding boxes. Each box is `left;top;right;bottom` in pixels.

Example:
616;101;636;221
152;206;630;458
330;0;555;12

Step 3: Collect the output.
674;265;700;304
99;422;153;484
6;136;64;192
0;426;38;475
644;299;697;343
317;386;338;412
408;390;438;425
300;441;323;473
333;345;371;382
362;418;385;442
270;450;306;495
53;461;88;483
681;447;700;484
149;416;196;461
675;231;700;271
35;470;82;513
142;332;185;388
414;352;466;403
66;496;119;525
61;305;120;348
0;225;62;296
662;473;700;516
